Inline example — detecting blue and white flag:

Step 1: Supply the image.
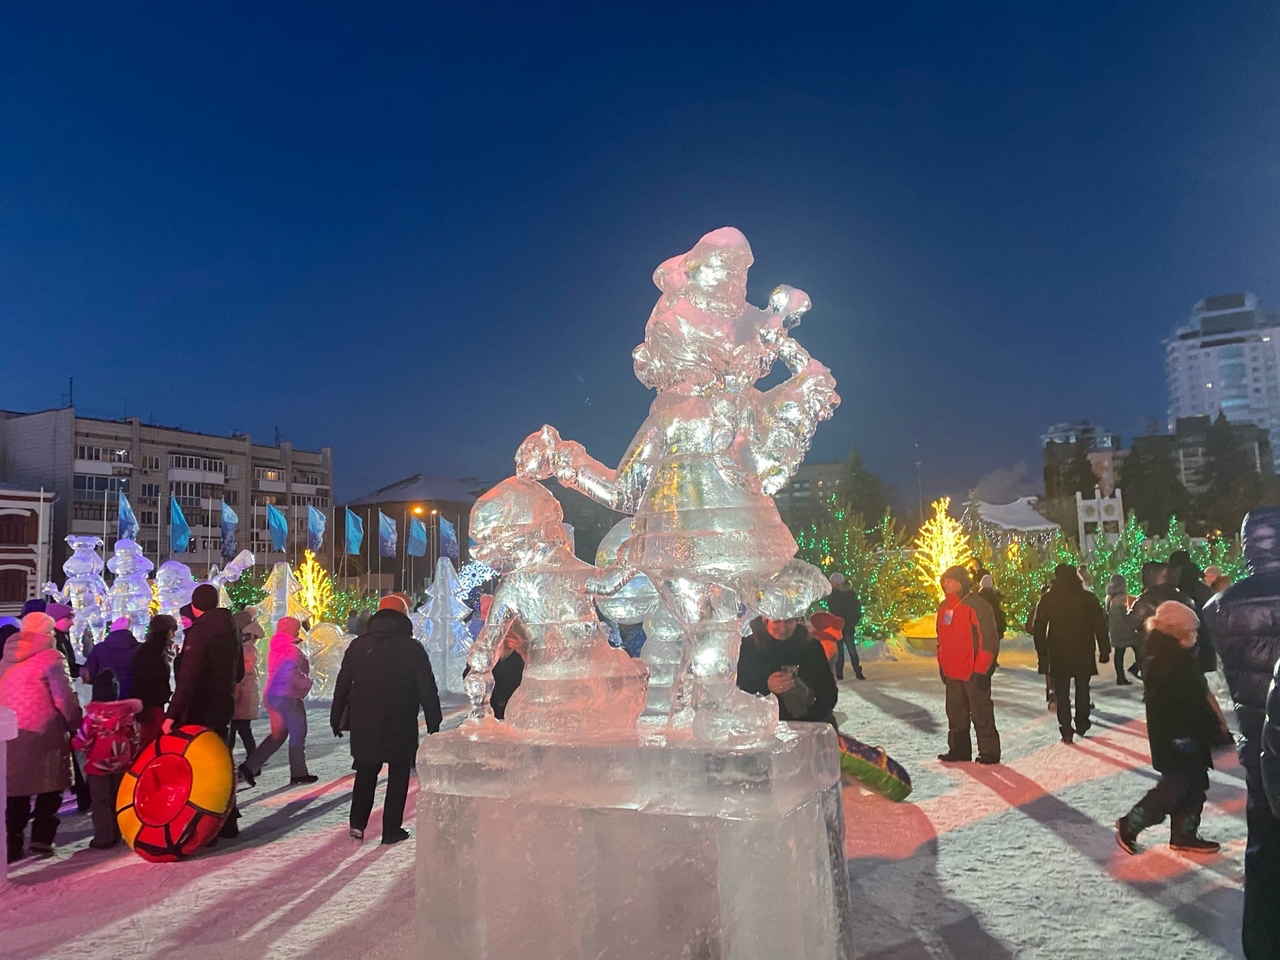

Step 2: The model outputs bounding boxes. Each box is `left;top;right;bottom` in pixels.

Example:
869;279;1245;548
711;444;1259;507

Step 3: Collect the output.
378;511;397;558
169;495;191;553
439;516;459;561
118;491;139;541
266;503;288;553
307;505;326;553
407;517;428;557
220;500;239;560
345;508;364;556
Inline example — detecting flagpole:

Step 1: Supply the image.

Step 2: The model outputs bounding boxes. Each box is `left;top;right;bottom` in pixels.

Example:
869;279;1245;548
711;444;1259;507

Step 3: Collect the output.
365;508;372;596
401;508;408;594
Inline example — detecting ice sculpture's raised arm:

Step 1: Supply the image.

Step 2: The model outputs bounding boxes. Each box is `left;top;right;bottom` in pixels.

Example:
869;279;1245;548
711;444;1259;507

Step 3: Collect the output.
516;423;658;514
751;335;841;495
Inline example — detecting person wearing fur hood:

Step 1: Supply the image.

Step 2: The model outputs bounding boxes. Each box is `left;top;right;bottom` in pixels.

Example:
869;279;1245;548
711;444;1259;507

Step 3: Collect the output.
238;617;316;787
0;612;84;862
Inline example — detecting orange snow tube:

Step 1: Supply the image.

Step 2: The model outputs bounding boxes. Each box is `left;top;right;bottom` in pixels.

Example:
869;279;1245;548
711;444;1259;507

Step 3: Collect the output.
116;725;235;862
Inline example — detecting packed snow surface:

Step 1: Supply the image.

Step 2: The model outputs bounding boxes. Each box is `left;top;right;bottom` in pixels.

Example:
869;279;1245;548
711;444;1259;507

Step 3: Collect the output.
2;647;1245;959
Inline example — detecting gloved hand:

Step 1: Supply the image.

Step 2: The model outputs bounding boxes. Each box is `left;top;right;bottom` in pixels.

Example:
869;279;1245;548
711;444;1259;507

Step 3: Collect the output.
332;727;344;739
974;672;992;691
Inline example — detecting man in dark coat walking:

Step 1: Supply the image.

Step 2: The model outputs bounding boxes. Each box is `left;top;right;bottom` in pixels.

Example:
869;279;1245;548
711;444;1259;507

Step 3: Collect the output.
1204;508;1280;960
1033;564;1110;743
826;573;864;680
331;596;442;845
165;583;244;837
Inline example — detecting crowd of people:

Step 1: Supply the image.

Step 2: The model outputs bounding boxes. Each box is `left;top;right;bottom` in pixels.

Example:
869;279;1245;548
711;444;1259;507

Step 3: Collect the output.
0;586;445;862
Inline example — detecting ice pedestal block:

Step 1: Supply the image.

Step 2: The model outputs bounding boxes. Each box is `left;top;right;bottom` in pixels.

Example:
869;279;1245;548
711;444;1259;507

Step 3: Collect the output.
415;720;854;960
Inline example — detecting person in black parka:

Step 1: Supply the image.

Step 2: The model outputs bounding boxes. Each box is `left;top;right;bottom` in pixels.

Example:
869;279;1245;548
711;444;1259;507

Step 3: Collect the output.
1204;507;1280;960
1169;549;1219;673
1033;564;1111;743
1117;601;1231;855
331;598;442;846
737;616;839;725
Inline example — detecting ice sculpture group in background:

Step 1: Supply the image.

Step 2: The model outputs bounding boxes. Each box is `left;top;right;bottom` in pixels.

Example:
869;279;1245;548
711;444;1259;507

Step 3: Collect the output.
44;535;111;653
468;226;839;741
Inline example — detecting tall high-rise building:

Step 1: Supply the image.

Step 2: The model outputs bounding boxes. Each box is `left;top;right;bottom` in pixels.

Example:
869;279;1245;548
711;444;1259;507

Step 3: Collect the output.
1166;293;1280;466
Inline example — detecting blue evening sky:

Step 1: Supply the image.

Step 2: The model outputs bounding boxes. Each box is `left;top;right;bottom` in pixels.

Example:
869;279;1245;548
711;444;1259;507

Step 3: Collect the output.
2;3;1277;504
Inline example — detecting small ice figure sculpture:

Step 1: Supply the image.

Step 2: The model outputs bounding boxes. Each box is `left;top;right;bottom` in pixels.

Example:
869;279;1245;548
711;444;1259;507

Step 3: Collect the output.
416;557;472;696
154;560;195;642
209;549;256;609
107;539;155;637
464;476;648;736
516;226;839;741
45;535;110;654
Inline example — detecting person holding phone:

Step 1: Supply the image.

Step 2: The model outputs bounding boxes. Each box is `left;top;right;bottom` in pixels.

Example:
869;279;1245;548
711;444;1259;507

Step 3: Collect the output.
736;615;839;725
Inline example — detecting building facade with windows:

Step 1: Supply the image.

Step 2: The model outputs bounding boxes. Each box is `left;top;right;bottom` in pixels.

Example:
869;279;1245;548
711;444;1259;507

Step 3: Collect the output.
1166;293;1280;468
0;483;55;615
0;408;332;574
772;461;845;533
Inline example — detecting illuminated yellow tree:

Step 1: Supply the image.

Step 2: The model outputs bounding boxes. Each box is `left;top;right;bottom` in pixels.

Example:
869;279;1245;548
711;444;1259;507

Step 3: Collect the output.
913;497;973;598
295;550;334;622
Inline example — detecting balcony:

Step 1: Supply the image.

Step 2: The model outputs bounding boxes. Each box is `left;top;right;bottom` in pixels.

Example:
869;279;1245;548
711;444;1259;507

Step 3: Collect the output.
169;468;225;485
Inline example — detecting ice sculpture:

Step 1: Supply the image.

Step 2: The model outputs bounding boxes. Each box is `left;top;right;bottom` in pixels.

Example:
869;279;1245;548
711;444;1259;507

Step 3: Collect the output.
416;230;852;960
255;562;312;684
155;560;195;642
45;535;110;654
105;539;155;637
209;549;256;609
415;557;472;696
516;226;839;740
464;477;647;736
594;516;681;716
302;622;350;700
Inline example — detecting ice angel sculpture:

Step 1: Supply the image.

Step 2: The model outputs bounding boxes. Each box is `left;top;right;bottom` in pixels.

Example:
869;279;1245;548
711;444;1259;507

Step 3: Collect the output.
45;535;110;654
464;477;647;736
516;227;839;741
107;539;155;636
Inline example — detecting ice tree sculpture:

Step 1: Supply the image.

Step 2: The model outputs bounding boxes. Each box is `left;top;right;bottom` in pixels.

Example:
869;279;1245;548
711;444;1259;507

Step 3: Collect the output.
416;557;473;695
257;561;311;635
464;477;648;736
303;622;350;700
516;227;839;741
45;535;110;653
154;560;195;642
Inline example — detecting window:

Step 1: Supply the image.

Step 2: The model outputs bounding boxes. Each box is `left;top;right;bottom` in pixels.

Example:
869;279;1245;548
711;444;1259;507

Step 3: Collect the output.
139;539;158;555
76;445;130;463
223;490;240;506
170;454;224;473
139;510;158;526
140;483;161;503
226;465;240;480
295;472;321;486
291;494;331;507
72;475;129;501
142;455;161;470
169;481;201;508
254;467;283;482
252;493;280;506
0;514;31;545
0;569;27;603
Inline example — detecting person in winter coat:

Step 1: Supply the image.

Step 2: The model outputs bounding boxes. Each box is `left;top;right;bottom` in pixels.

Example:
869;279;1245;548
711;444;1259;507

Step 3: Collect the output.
935;566;1001;764
462;619;528;720
45;603;79;676
132;615;175;745
1128;562;1189;648
1203;507;1280;960
1116;602;1232;855
72;669;142;849
228;611;264;759
1258;655;1280;826
978;575;1008;640
1105;575;1140;685
331;600;442;845
1169;549;1219;673
737;615;840;725
0;613;83;862
1026;583;1055;708
1034;564;1111;742
239;617;317;787
165;584;244;838
82;620;138;698
826;573;865;680
0;618;19;658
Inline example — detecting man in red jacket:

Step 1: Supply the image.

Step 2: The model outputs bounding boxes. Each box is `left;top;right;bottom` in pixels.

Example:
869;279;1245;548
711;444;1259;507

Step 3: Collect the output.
936;566;1002;764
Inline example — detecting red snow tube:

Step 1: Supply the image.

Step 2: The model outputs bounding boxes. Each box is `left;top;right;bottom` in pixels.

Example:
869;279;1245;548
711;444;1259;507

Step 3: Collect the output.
116;725;235;862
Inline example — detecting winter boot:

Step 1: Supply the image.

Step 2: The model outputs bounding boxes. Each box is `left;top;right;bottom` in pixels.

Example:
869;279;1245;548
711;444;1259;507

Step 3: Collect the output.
6;833;24;865
1170;814;1220;854
1116;807;1148;855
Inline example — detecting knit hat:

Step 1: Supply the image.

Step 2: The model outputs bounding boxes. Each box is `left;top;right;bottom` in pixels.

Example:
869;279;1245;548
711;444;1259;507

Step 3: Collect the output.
20;611;54;637
277;616;302;639
980;574;994;591
191;583;219;613
828;572;846;588
1147;600;1200;643
46;603;73;624
20;598;46;616
378;593;412;616
808;611;845;643
940;566;971;591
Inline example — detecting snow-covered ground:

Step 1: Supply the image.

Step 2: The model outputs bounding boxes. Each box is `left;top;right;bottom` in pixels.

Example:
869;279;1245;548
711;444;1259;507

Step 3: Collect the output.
3;646;1246;959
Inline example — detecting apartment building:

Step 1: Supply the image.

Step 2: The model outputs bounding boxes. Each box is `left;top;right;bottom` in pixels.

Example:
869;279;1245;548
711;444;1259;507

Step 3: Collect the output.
0;408;332;573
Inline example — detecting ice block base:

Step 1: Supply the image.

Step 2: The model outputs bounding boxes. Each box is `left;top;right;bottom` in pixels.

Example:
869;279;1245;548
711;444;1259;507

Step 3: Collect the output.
414;719;853;960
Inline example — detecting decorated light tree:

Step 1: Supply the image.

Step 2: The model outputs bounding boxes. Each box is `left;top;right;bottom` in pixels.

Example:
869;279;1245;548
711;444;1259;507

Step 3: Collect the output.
295;550;335;623
913;497;972;599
